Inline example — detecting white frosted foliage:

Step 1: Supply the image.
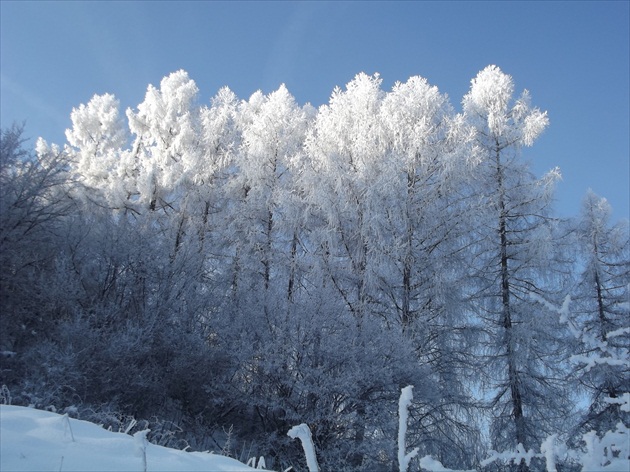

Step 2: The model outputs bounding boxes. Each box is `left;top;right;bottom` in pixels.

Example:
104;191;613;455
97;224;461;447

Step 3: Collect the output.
463;65;549;147
126;70;200;210
64;93;130;205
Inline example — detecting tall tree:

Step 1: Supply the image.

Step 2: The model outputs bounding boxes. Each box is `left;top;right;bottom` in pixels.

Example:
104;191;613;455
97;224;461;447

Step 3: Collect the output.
379;76;482;467
462;65;572;467
228;85;310;305
571;191;629;436
198;86;241;247
64;93;129;208
126;70;200;214
304;72;387;321
301;74;390;467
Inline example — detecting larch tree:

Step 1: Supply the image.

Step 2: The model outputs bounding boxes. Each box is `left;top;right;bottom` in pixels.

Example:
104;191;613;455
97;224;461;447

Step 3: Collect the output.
571;190;629;437
198;86;241;249
301;74;388;467
230;85;310;305
304;72;387;321
126;69;200;216
64;93;129;208
462;65;573;468
379;76;482;468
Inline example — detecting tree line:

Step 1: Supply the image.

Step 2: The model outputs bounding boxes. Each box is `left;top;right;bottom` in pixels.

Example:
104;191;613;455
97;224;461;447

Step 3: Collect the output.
1;65;627;471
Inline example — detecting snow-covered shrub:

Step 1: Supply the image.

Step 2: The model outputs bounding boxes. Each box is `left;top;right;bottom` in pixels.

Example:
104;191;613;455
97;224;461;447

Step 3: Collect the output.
0;385;11;405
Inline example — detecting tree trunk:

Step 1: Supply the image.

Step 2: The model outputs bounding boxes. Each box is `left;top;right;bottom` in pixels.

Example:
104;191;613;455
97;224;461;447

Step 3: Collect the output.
401;171;415;331
287;232;298;303
264;208;273;291
497;149;528;471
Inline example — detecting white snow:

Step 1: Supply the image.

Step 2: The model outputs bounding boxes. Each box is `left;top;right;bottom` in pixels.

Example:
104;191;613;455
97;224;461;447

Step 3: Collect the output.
0;405;259;472
603;392;630;412
397;385;419;472
287;423;319;472
418;455;476;472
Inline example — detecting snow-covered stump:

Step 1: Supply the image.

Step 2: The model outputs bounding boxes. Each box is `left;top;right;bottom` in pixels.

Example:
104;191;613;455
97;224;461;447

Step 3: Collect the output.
287;423;319;472
398;385;419;472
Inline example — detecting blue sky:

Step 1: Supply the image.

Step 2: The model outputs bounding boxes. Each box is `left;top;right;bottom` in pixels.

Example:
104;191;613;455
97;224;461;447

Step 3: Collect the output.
1;1;628;222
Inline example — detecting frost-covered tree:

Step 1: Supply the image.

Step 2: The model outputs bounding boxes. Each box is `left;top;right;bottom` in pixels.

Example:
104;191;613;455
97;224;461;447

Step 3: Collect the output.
379;76;460;329
126;70;200;213
379;76;482;468
0;125;75;354
217;85;316;461
571;191;629;436
65;93;129;207
300;73;390;467
304;72;388;322
462;65;573;468
227;84;310;308
197;86;241;244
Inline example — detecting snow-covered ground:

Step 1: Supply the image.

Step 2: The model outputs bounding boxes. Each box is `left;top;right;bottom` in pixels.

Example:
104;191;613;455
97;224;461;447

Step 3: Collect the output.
0;405;259;472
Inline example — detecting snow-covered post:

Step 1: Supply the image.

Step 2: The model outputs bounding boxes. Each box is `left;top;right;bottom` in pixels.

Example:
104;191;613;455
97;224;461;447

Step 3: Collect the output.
134;429;150;472
62;413;75;442
287;423;319;472
246;456;267;469
398;385;419;472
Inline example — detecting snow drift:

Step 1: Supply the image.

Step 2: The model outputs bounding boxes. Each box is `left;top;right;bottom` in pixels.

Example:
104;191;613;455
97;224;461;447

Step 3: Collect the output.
0;405;258;472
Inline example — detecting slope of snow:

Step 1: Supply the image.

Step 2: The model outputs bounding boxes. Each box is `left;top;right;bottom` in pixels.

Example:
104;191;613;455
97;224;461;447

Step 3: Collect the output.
0;405;259;472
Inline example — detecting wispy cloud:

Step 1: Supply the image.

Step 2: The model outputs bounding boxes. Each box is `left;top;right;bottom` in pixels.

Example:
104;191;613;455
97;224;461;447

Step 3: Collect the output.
262;3;320;94
1;72;68;135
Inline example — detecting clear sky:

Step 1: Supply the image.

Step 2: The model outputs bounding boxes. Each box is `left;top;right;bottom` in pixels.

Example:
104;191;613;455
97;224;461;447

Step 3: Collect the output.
1;1;628;222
